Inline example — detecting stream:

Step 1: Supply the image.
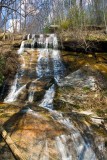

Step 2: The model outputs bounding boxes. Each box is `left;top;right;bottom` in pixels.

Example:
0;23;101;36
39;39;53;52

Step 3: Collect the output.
0;34;107;160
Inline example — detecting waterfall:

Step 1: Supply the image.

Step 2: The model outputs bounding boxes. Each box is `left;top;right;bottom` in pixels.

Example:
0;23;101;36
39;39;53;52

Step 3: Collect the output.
36;34;65;108
4;79;26;103
38;34;45;48
36;49;52;78
56;136;72;160
45;37;49;48
18;41;25;54
4;55;26;103
39;84;55;109
31;38;37;48
53;34;58;49
36;34;65;81
58;118;96;160
51;49;66;82
3;33;106;160
49;111;97;160
32;34;36;39
36;48;65;81
18;34;59;52
4;74;18;102
5;34;65;105
4;84;26;103
44;34;58;49
27;34;31;40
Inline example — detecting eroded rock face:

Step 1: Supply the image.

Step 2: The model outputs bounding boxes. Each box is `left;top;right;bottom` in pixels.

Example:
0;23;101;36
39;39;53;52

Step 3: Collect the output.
2;105;67;160
17;88;28;102
28;78;54;102
14;77;54;103
59;65;107;88
0;103;107;160
54;65;107;112
1;46;107;159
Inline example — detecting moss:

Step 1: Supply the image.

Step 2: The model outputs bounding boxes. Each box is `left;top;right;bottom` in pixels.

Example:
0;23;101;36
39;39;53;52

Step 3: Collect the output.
60;19;71;30
83;86;90;92
25;39;33;44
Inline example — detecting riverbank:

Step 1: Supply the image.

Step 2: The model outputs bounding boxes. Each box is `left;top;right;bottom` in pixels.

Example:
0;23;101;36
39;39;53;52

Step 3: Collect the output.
59;30;107;53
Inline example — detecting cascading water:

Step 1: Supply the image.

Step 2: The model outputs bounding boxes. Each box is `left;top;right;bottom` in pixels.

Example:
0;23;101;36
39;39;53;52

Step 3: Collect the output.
4;54;26;103
36;48;52;78
54;114;97;160
18;41;25;54
38;34;45;48
51;49;66;82
27;34;31;40
4;84;26;103
35;34;66;109
39;84;55;109
36;34;65;81
3;34;106;160
4;74;18;102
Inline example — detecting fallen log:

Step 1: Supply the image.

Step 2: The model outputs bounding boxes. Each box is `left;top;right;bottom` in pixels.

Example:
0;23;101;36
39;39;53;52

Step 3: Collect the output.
0;127;28;160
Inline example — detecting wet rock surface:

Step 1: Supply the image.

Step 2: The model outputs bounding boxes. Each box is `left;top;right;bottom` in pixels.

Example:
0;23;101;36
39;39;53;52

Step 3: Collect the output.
0;41;107;159
0;103;107;160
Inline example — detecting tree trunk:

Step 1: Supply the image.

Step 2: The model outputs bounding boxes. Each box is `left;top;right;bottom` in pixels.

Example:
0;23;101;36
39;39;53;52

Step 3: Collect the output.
79;0;82;9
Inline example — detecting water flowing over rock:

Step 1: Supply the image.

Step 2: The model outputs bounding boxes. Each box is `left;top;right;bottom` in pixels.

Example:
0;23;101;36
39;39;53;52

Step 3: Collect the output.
1;103;107;160
18;34;60;53
40;84;55;109
27;34;32;40
18;41;25;54
36;49;66;82
1;34;107;160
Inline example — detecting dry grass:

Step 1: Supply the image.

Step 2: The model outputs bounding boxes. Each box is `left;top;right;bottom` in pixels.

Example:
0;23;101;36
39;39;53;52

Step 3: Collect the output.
59;29;107;41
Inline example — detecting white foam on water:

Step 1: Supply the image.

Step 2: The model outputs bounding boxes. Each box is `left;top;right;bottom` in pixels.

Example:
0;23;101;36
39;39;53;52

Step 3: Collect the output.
27;34;31;40
4;84;26;103
36;48;51;78
39;84;55;109
18;41;25;54
54;113;97;160
4;74;18;102
56;136;72;160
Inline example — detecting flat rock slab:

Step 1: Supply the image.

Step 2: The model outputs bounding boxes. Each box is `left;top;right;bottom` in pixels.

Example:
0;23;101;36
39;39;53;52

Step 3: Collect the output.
55;65;107;113
0;103;107;159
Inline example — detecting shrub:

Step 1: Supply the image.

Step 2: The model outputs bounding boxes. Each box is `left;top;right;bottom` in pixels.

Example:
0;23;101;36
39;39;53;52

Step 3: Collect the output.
60;19;71;30
43;26;51;33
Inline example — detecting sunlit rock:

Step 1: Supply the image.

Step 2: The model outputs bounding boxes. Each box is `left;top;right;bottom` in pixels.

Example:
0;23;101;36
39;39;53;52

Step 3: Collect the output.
55;65;107;111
